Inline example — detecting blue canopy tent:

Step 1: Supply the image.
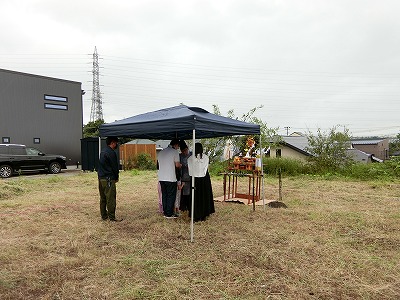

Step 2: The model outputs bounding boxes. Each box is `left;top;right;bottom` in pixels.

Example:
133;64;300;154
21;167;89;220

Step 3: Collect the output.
99;105;261;241
99;105;260;139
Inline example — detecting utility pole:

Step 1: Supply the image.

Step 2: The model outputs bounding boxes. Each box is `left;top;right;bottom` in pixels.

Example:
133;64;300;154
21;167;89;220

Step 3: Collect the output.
284;126;291;136
90;46;104;122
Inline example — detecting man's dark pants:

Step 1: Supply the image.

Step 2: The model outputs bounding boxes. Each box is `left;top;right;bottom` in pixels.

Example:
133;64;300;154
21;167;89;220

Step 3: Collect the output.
99;179;117;220
160;181;177;217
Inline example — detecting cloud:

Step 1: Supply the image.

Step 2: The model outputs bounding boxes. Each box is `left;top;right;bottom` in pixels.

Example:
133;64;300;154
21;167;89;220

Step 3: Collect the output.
1;0;400;135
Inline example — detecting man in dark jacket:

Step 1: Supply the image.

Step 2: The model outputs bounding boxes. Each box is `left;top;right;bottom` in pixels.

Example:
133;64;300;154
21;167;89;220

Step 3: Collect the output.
98;136;122;221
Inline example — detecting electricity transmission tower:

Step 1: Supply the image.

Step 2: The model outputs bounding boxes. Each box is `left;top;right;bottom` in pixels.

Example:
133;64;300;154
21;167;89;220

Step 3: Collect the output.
90;46;104;122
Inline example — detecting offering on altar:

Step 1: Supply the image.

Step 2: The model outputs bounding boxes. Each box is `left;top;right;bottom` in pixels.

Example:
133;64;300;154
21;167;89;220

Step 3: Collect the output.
233;156;242;164
232;156;255;170
244;136;256;157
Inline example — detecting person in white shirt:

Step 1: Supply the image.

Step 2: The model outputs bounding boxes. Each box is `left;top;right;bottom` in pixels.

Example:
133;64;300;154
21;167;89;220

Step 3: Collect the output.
187;143;215;222
157;139;181;218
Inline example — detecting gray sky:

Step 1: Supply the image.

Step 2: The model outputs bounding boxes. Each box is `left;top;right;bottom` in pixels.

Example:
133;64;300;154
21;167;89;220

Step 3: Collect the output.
1;0;399;137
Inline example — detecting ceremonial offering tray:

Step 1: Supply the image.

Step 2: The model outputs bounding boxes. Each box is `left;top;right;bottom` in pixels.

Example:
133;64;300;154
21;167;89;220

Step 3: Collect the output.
232;156;255;170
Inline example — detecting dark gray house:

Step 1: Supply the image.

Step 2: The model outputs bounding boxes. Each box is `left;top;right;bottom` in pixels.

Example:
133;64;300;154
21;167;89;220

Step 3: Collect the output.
0;68;83;165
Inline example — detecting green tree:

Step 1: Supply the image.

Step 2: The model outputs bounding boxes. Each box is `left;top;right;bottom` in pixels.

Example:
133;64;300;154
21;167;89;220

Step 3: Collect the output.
305;125;352;172
83;119;105;138
200;105;279;163
389;133;400;156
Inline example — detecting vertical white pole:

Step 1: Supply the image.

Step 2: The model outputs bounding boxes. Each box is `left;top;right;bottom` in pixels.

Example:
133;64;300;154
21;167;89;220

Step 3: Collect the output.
98;136;101;159
190;129;196;242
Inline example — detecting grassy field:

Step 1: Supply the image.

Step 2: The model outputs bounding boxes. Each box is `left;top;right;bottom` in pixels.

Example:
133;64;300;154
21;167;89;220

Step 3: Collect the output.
0;170;399;299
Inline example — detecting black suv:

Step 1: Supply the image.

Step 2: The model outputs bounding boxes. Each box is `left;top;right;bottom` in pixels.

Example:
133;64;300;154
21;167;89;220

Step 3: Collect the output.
0;144;67;178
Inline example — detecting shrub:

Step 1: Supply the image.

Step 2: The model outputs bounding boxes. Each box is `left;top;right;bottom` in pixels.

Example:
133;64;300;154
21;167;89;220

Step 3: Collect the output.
305;126;352;172
263;157;309;176
340;159;400;180
128;153;156;170
208;160;230;176
210;157;310;177
210;156;400;181
383;156;400;177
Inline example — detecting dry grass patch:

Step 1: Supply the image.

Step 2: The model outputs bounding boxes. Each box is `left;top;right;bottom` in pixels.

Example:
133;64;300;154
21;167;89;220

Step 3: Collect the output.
0;171;399;299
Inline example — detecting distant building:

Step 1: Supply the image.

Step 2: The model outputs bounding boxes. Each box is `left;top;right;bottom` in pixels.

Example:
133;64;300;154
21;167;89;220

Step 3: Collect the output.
269;136;312;161
269;135;384;163
346;148;374;163
0;68;83;164
351;139;389;161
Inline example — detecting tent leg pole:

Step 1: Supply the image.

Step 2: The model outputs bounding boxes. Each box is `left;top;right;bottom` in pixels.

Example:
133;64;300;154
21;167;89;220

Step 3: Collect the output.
98;137;101;160
190;129;196;242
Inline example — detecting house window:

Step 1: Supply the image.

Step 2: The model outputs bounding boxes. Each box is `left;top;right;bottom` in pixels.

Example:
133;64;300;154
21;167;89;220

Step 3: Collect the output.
2;137;10;144
33;138;40;144
276;149;282;157
44;103;68;110
44;94;68;102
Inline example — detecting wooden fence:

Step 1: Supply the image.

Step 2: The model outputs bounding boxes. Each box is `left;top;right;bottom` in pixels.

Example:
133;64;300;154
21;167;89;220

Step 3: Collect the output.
119;144;157;169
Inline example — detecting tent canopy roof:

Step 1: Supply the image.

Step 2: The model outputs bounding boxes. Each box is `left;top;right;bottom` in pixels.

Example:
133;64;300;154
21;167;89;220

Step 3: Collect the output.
99;105;260;139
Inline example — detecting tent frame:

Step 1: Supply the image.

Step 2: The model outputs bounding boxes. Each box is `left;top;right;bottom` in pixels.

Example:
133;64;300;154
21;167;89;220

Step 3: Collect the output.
99;105;262;242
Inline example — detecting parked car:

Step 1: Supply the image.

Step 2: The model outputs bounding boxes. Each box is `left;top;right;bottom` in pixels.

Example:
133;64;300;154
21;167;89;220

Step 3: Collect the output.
0;144;67;178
